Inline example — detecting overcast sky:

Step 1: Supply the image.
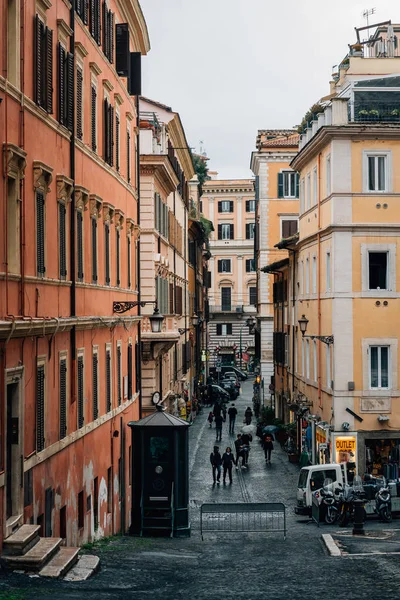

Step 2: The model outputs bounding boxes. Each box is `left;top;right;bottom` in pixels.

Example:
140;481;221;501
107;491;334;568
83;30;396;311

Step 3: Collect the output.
140;0;400;179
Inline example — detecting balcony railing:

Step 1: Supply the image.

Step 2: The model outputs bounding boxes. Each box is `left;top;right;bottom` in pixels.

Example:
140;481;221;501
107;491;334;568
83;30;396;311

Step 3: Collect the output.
209;305;244;313
349;104;400;123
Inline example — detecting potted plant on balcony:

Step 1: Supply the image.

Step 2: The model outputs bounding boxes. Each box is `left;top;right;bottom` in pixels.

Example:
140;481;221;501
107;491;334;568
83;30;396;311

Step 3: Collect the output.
391;108;400;121
369;109;380;120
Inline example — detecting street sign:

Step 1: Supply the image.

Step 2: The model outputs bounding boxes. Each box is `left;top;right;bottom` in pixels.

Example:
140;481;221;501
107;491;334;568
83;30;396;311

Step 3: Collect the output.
216;359;222;367
216;367;222;373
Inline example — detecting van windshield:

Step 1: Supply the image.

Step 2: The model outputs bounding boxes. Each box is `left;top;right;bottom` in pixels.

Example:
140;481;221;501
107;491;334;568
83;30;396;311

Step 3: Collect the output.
298;469;308;488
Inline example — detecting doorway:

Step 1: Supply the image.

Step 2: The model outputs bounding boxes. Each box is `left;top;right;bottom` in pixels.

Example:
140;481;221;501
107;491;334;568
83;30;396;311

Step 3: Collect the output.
5;373;24;535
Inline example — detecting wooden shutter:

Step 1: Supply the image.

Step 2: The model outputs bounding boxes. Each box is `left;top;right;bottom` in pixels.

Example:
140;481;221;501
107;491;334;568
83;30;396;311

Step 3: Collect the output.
90;0;95;37
245;200;249;212
59;359;67;440
77;211;83;280
110;104;114;166
66;52;74;131
106;350;111;412
218;224;222;239
92;353;99;419
102;1;108;55
36;191;45;275
127;130;131;182
103;98;109;162
59;202;67;278
115;23;130;76
230;201;234;212
83;0;89;24
216;324;222;336
109;11;114;63
34;16;43;106
127;344;132;400
76;0;82;16
58;43;65;124
91;85;97;151
227;324;232;335
45;27;53;113
278;172;284;198
128;51;141;96
117;345;122;406
218;201;222;212
116;229;120;286
169;282;174;314
77;356;84;429
115;113;120;170
230;224;234;239
76;66;83;139
95;0;101;45
105;223;110;285
36;365;45;452
91;218;97;282
127;235;131;288
295;173;300;198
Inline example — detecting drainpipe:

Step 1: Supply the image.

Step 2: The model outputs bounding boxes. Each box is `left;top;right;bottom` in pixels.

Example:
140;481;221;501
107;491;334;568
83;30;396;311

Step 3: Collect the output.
136;95;142;419
317;153;322;411
69;2;77;405
19;0;26;317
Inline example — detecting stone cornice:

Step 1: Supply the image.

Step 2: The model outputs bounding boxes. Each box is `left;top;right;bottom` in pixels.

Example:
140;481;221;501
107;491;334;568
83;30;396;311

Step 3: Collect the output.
89;194;103;218
75;185;89;211
3;143;27;180
103;78;114;92
75;41;89;58
33;160;53;193
57;18;73;39
56;174;74;204
291;124;400;172
103;202;115;223
89;61;102;76
115;0;150;55
140;154;179;195
114;209;125;229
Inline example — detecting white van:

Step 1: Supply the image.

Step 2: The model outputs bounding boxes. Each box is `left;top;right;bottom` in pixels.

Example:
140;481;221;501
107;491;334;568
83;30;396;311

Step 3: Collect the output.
295;464;348;516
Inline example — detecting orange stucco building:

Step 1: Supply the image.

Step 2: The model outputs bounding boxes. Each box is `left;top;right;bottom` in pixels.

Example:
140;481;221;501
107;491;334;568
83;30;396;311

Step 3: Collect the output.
0;0;149;548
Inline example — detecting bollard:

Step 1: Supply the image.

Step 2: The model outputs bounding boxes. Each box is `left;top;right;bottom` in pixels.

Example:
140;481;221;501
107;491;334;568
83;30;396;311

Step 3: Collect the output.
352;498;366;535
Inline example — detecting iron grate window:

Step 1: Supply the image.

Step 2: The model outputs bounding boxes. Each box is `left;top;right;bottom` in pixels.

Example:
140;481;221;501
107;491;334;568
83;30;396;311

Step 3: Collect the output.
36;191;45;276
34;15;53;113
59;359;67;440
92;353;99;419
106;350;111;412
91;217;98;282
77;210;84;281
59;203;67;279
77;356;84;429
117;345;122;406
36;365;45;452
105;223;110;285
127;344;132;400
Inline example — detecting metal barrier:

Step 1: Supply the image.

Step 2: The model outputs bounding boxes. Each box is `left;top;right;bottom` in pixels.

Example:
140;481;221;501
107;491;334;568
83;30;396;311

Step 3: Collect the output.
200;502;286;540
311;494;320;527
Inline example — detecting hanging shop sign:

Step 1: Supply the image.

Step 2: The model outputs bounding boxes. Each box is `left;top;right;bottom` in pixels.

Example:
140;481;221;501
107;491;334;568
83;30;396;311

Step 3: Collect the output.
335;436;356;464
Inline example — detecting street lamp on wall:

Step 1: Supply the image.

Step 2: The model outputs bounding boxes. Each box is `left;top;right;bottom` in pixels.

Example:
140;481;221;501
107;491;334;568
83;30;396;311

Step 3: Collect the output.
113;300;164;333
178;314;202;335
298;314;334;345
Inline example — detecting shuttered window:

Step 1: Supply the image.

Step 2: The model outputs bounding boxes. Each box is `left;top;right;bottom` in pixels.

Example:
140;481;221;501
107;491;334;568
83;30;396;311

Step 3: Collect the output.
169;282;174;314
36;191;45;276
91;217;98;283
218;201;234;213
127;344;132;400
91;85;97;151
59;358;67;440
245;223;255;240
104;223;110;285
59;202;67;279
92;352;99;419
57;43;73;131
115;113;120;171
77;356;84;429
76;0;89;24
127;130;131;182
127;235;131;288
245;259;255;272
34;15;53;113
106;349;111;412
103;98;114;166
249;287;257;306
117;345;122;406
76;66;83;140
281;219;298;239
115;23;130;77
116;229;120;286
36;365;45;452
175;286;183;315
77;210;84;281
102;1;114;63
156;276;169;315
89;0;101;44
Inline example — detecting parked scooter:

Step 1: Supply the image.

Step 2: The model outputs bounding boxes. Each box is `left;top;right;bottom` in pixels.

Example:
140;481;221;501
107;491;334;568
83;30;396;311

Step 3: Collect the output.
364;474;392;522
337;477;366;527
320;478;341;524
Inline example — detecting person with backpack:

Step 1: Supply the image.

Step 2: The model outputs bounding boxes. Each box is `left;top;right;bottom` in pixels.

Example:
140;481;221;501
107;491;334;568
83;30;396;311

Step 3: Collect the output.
244;406;253;425
222;447;235;484
234;433;244;469
264;433;274;464
215;413;223;442
210;445;222;484
241;431;252;467
228;403;238;434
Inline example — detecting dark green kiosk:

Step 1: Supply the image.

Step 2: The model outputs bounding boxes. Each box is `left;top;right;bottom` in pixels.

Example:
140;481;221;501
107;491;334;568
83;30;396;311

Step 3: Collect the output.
128;405;190;537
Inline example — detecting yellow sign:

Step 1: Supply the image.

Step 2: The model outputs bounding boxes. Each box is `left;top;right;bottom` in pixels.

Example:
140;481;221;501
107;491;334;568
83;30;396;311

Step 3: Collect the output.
335;436;356;464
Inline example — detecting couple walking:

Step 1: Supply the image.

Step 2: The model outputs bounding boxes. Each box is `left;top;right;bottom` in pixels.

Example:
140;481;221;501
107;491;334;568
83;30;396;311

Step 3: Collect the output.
210;446;235;484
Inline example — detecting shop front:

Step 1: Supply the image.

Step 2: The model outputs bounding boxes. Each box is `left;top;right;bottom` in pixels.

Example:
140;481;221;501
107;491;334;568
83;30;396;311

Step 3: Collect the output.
316;425;330;465
218;347;236;366
332;434;357;483
361;432;400;479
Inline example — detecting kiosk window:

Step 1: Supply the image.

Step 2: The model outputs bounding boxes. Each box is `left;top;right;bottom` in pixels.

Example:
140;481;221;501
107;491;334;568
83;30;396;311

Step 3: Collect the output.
149;437;169;462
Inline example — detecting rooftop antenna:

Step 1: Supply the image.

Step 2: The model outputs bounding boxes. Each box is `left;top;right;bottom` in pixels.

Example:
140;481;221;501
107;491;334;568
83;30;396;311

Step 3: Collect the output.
363;7;376;36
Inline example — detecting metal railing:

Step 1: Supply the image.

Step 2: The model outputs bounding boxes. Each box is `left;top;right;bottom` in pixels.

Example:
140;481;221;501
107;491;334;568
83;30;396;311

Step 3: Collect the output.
200;502;286;540
349;103;400;123
209;305;244;313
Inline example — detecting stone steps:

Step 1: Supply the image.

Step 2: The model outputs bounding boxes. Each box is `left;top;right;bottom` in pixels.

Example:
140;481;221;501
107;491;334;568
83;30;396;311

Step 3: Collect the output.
39;546;80;578
4;537;62;571
63;554;100;581
3;524;41;556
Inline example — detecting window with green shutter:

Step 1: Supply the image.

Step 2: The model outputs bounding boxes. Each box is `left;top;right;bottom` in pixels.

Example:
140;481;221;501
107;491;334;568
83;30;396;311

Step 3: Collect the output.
102;1;114;63
59;358;67;440
76;66;83;140
89;0;101;44
58;43;74;131
77;356;84;429
115;113;120;171
91;84;97;151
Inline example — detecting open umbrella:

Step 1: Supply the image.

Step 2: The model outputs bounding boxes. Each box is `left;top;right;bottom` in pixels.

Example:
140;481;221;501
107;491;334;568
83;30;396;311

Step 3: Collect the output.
262;425;279;435
241;424;256;435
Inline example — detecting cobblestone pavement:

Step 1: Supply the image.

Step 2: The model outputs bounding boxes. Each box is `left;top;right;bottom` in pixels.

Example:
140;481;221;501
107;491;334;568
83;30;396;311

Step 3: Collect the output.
3;380;400;599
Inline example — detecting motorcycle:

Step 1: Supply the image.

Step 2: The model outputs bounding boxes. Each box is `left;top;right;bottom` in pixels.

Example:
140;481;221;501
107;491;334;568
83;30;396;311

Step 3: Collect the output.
337;477;366;527
365;474;392;522
320;478;340;524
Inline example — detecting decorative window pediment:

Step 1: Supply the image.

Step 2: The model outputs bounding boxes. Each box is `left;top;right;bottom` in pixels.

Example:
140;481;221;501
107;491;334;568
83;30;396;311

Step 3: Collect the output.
75;185;89;211
33;160;53;193
56;174;73;204
89;194;102;218
3;143;27;180
103;202;115;223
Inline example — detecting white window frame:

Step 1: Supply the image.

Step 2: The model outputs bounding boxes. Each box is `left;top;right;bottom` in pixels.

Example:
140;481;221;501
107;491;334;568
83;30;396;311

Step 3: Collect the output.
313;167;317;206
361;243;396;294
326;155;331;197
282;170;297;199
313;340;317;382
221;223;231;240
362;337;397;393
312;255;317;294
326;251;331;292
363;151;392;193
219;258;231;273
220;200;231;213
246;199;256;212
246;222;255;240
305;257;310;295
369;345;390;390
306;173;311;210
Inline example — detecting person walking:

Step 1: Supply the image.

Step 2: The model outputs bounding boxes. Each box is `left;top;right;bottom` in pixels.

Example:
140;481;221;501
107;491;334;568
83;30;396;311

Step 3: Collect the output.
210;445;222;484
228;403;237;434
234;433;244;469
215;413;223;442
244;406;253;425
264;433;274;464
222;447;235;484
241;431;252;467
207;411;214;428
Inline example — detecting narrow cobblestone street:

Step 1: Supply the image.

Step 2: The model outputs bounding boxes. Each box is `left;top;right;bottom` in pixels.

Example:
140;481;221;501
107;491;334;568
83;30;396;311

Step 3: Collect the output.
3;381;400;599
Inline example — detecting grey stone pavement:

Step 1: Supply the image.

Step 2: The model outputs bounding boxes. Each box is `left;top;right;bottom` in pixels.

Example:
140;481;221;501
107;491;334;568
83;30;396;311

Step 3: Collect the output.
3;380;400;599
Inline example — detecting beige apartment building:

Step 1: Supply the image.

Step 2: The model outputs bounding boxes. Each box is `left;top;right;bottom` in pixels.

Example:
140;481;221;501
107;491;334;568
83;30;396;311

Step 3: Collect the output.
201;178;257;370
250;131;299;391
